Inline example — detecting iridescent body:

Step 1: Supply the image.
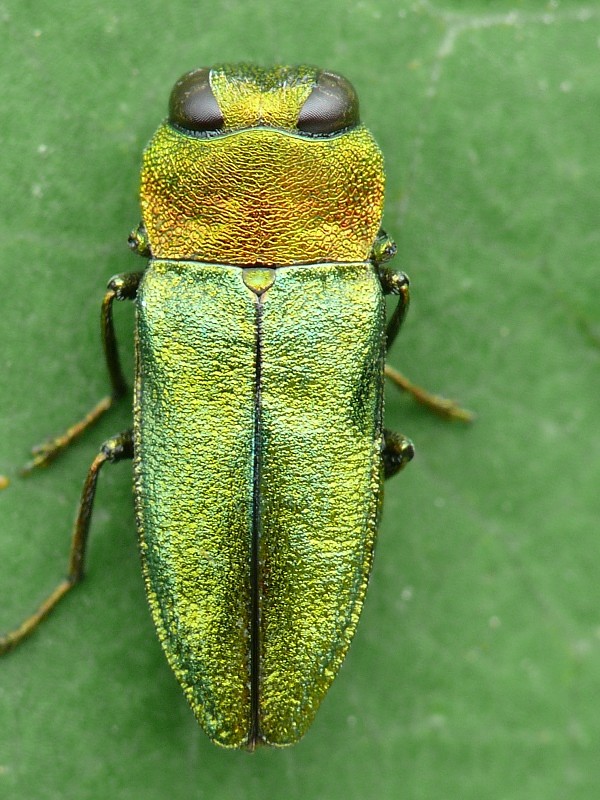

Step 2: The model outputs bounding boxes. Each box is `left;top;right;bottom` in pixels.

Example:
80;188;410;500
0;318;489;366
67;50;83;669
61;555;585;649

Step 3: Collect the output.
136;65;387;747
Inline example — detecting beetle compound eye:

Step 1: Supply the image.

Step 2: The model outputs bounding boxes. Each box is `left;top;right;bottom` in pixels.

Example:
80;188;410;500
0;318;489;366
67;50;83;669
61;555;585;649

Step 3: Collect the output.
297;71;359;135
168;68;224;133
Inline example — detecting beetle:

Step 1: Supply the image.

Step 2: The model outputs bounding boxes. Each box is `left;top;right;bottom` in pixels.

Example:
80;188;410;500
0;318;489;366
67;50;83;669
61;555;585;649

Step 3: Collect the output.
0;64;470;748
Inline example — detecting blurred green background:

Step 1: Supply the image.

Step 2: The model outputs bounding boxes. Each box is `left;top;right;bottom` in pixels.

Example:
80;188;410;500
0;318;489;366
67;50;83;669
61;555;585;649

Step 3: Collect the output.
1;1;599;798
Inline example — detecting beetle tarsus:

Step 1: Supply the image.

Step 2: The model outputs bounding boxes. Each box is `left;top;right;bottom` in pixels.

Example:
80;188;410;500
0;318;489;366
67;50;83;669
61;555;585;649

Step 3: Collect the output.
21;395;114;475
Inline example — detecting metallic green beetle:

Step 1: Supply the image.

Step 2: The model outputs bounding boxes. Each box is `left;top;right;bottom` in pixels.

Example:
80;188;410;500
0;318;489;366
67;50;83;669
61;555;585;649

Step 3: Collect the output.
0;65;469;749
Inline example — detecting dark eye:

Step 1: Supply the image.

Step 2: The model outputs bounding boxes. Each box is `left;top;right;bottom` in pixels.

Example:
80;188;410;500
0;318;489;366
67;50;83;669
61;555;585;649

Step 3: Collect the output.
168;68;224;133
297;71;359;135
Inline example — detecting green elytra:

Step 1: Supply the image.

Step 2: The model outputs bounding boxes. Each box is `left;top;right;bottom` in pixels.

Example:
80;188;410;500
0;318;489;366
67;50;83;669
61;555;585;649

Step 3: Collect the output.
0;65;471;749
136;260;386;747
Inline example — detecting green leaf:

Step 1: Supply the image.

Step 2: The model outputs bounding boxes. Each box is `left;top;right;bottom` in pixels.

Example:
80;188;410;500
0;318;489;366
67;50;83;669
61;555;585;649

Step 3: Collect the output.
1;2;599;799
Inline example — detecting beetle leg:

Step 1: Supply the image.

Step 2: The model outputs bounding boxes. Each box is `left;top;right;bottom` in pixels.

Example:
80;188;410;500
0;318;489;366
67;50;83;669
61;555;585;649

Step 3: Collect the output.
101;271;144;398
379;267;410;349
1;430;134;654
382;429;415;480
384;365;474;422
23;272;143;474
379;268;474;423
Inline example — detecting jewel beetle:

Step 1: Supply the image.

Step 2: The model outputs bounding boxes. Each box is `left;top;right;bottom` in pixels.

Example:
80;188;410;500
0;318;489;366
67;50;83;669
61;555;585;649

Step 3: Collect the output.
0;64;470;749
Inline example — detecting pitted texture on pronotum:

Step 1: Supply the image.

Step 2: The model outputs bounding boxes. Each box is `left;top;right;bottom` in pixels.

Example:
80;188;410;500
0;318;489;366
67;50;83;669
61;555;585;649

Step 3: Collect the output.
140;64;384;266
